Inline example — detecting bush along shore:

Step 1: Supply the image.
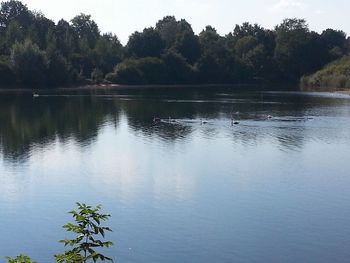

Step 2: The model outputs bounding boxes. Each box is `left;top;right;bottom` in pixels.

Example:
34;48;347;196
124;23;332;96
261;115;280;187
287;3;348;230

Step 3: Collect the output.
0;0;349;89
301;56;350;91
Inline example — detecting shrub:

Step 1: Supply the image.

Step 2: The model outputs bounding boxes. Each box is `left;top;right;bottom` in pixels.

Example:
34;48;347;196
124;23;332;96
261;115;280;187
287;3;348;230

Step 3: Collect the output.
6;203;114;263
301;56;350;91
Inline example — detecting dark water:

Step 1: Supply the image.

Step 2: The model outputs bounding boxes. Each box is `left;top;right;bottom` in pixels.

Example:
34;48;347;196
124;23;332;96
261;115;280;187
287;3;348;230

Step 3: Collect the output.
1;87;350;262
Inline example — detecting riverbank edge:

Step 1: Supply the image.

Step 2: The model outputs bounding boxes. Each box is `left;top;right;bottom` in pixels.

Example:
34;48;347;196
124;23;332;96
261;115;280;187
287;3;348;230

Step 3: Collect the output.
0;82;301;94
0;83;261;94
301;86;350;95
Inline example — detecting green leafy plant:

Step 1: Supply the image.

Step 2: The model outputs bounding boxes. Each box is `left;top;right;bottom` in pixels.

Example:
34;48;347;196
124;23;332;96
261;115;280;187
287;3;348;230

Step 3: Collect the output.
55;203;113;263
5;254;37;263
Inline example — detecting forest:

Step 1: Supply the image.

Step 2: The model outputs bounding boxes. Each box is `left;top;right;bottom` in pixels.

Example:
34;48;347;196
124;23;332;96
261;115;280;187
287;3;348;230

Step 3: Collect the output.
0;0;349;88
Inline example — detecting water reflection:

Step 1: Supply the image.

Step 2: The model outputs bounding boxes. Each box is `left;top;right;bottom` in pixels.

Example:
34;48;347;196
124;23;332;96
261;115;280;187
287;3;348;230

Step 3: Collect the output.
0;96;120;161
1;89;350;162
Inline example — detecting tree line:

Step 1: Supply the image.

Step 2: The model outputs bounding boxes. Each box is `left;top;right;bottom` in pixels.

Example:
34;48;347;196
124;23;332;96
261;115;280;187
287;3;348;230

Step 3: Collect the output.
0;0;349;88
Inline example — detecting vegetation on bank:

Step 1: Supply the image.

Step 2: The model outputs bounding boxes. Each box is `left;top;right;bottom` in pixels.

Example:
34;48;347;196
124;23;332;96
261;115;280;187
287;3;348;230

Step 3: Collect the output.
301;56;350;91
0;0;349;88
5;203;114;263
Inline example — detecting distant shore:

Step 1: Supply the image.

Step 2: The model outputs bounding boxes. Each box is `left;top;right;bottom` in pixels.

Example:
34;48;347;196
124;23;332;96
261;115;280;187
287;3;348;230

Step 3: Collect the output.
0;83;265;94
3;84;348;96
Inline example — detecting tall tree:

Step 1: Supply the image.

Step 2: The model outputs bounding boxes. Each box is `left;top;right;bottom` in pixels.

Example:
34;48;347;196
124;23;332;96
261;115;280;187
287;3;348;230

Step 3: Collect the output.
126;27;165;58
10;39;48;86
274;18;315;81
0;0;31;28
94;33;123;74
71;13;99;49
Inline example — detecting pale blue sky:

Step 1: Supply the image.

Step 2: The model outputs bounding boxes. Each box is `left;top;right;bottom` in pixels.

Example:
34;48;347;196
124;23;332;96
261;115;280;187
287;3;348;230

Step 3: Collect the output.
14;0;350;44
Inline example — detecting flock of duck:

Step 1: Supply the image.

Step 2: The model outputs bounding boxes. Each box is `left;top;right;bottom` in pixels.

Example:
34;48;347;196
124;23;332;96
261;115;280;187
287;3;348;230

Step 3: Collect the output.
152;113;278;126
153;116;254;126
152;114;314;126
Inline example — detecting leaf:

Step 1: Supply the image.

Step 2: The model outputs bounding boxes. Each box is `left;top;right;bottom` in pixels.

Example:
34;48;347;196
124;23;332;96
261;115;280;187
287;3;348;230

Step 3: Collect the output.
57;203;114;262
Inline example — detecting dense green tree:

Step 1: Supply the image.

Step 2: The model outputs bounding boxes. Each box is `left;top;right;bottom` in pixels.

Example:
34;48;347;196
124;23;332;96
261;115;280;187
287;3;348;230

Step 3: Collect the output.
162;50;196;84
321;29;347;50
27;11;55;49
108;57;167;84
10;39;48;86
47;51;74;86
155;16;199;63
4;20;25;51
0;0;31;28
173;29;201;64
230;24;277;82
71;13;99;49
274;18;321;81
54;19;79;57
127;27;165;58
135;57;167;84
198;26;228;59
93;33;123;74
320;29;347;61
110;59;145;84
197;26;248;83
155;16;180;48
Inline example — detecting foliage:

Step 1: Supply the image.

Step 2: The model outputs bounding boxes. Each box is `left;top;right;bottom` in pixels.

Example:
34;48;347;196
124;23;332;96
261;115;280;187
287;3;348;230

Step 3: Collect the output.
10;38;48;86
127;27;165;58
4;203;113;263
162;51;195;84
5;254;37;263
0;0;31;28
301;56;350;90
55;203;113;263
0;0;349;88
109;57;167;84
71;14;99;49
47;51;74;86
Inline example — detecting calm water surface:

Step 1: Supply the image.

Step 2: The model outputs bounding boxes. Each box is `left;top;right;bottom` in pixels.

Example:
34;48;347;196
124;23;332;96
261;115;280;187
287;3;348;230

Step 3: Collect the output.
1;87;350;262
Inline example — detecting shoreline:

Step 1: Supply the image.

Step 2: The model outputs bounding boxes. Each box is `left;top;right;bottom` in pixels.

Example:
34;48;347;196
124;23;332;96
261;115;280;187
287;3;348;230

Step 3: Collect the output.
302;86;350;96
1;84;349;96
334;90;350;95
0;83;264;94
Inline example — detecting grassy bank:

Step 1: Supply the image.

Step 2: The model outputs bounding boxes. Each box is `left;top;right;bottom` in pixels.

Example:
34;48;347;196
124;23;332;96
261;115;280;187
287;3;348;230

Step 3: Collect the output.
301;56;350;91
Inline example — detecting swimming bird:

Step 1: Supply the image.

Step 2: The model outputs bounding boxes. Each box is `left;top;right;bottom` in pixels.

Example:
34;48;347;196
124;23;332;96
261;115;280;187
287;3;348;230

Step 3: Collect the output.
201;119;208;125
33;93;39;98
231;119;239;125
231;113;240;125
153;117;161;123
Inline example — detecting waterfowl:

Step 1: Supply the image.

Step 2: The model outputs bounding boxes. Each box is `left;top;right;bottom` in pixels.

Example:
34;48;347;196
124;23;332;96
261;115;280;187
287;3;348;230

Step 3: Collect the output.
153;117;161;123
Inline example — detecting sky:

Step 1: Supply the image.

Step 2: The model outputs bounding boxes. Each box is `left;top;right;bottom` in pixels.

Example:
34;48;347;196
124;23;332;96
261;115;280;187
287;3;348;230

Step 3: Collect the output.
11;0;350;44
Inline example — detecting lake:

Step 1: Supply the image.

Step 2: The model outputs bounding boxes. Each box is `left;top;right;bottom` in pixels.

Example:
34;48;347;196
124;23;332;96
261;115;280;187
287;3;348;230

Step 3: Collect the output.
1;87;350;262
